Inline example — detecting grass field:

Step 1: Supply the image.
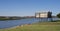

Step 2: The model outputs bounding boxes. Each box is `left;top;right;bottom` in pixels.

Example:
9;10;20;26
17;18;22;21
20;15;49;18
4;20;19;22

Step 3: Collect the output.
0;21;60;31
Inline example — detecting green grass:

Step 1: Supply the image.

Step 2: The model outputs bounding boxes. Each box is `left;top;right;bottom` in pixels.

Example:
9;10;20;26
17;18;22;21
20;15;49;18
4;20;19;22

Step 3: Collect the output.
0;22;60;31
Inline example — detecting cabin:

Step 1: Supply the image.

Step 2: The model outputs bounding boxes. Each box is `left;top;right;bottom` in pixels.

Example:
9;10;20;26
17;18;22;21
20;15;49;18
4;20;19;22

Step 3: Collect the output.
35;11;52;21
35;11;52;18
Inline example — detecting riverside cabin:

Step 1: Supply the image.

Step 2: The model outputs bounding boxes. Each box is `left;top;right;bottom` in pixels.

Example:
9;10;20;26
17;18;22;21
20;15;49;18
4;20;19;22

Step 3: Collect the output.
35;11;52;21
35;11;52;18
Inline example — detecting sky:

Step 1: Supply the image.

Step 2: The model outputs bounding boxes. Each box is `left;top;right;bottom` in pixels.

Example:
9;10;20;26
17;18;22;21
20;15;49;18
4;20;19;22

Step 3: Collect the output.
0;0;60;16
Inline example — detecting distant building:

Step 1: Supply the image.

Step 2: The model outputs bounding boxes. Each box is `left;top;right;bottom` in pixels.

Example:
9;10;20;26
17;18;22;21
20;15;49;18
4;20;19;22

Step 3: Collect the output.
35;11;52;18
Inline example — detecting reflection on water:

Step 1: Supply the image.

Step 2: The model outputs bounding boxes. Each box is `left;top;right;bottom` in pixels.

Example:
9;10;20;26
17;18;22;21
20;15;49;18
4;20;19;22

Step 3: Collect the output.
0;18;60;29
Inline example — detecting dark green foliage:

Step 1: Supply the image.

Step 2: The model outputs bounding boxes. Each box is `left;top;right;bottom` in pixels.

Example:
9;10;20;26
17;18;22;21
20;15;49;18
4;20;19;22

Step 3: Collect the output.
51;20;60;22
57;13;60;18
51;20;57;22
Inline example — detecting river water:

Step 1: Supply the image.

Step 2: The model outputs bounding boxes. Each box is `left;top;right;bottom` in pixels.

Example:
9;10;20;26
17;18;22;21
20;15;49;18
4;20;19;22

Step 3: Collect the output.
0;18;60;29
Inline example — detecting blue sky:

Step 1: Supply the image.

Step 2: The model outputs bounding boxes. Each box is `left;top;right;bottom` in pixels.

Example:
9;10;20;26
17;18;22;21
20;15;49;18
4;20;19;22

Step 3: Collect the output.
0;0;60;16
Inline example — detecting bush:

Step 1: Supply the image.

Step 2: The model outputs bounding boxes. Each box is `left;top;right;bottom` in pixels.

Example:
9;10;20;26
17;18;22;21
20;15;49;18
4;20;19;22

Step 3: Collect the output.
51;20;57;22
57;13;60;18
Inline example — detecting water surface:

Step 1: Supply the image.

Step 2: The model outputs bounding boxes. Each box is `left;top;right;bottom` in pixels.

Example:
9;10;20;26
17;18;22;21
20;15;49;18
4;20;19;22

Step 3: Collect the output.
0;18;60;29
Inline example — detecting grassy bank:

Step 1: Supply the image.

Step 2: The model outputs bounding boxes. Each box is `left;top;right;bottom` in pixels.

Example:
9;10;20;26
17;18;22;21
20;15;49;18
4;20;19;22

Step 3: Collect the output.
0;21;60;31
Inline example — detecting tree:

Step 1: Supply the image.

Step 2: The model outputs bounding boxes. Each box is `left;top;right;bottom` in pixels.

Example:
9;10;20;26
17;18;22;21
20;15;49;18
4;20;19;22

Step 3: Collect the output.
57;13;60;18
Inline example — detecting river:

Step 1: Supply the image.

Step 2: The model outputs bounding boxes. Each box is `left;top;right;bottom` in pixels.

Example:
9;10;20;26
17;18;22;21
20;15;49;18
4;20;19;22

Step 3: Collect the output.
0;18;60;29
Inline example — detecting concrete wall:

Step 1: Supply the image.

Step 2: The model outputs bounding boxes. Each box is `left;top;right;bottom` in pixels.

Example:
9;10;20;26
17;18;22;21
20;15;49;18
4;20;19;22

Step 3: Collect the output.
40;13;48;18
